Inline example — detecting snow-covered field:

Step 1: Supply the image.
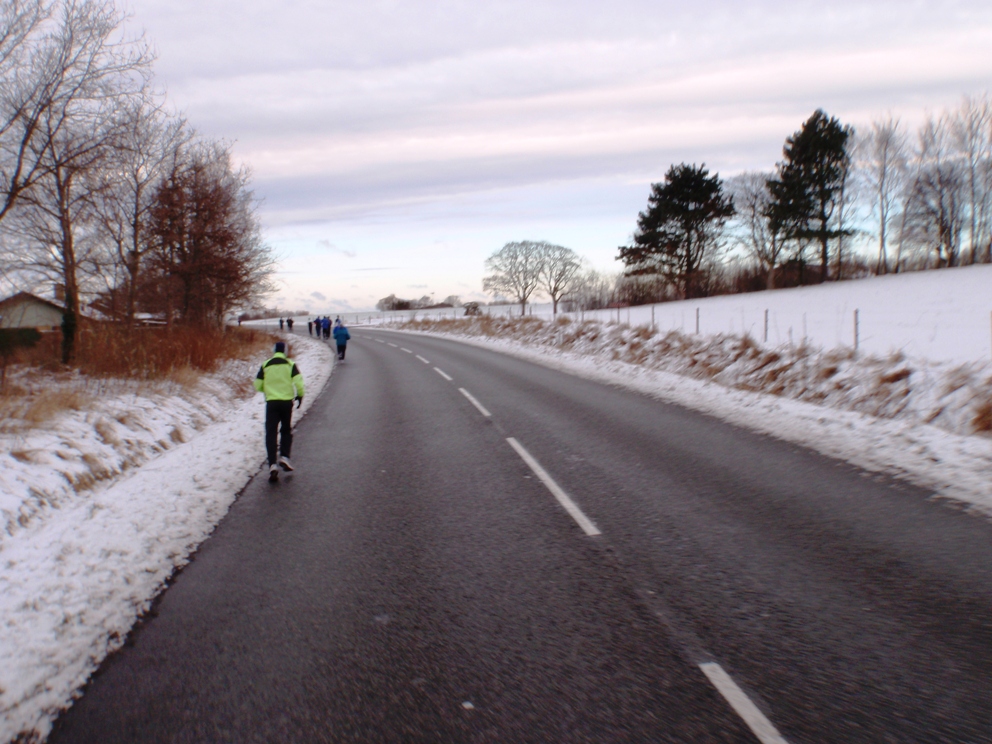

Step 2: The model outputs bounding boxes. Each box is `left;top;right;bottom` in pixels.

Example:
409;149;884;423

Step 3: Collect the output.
0;335;334;743
341;264;992;366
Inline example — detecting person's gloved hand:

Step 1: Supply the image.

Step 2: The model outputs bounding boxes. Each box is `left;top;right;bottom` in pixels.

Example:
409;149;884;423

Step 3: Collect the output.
296;396;303;409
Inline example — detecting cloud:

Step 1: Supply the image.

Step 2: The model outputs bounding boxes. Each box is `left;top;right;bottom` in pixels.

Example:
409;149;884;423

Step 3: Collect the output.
310;291;326;301
317;239;357;258
408;284;428;289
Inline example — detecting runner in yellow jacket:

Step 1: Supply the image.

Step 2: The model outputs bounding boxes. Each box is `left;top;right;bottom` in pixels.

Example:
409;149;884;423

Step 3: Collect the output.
253;341;305;481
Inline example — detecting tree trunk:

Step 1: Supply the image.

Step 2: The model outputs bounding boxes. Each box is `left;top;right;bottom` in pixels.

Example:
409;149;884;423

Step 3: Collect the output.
61;289;77;365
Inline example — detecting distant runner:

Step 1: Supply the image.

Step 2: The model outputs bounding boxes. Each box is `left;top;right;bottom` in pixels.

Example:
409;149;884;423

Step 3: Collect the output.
333;319;351;361
253;341;305;481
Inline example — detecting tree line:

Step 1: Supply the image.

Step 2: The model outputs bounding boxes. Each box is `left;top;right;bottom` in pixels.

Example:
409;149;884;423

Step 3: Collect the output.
376;294;463;312
0;0;274;363
484;96;992;312
619;98;992;302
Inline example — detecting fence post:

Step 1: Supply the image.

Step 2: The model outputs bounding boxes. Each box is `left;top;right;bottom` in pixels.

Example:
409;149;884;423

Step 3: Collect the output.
695;307;700;335
651;305;655;333
763;309;768;343
854;308;860;353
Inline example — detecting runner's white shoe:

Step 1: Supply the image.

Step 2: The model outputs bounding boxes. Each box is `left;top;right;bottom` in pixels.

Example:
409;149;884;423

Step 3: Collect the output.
278;456;294;472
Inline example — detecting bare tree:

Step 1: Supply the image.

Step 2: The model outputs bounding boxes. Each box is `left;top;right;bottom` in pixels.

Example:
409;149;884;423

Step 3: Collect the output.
0;0;52;222
566;268;621;311
483;240;544;316
857;117;908;274
0;0;152;361
951;95;992;264
0;0;150;226
537;242;581;316
91;96;190;323
727;172;784;289
906;114;965;268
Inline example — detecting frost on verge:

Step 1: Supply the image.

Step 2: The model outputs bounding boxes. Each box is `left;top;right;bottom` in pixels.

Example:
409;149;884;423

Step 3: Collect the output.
0;336;333;743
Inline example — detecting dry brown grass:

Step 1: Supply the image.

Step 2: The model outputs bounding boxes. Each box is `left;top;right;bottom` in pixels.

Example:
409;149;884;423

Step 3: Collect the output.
878;368;912;384
972;398;992;433
22;389;88;424
0;325;276;430
4;323;275;382
73;325;275;379
94;418;120;446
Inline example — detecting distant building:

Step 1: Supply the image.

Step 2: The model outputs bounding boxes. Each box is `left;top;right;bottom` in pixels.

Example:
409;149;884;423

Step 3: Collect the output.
0;292;64;331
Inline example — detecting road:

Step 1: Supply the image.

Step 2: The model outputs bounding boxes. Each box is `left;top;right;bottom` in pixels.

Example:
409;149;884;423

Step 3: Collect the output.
49;330;992;743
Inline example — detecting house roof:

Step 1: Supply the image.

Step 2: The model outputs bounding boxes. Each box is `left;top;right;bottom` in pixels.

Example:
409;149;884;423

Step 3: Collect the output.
0;291;65;312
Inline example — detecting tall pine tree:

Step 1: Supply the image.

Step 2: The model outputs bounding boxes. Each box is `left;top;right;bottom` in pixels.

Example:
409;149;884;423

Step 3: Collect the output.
766;110;852;282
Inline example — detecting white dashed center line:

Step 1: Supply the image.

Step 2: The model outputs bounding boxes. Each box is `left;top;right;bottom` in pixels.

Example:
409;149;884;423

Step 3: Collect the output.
401;348;413;353
458;388;491;417
387;342;398;347
434;368;453;381
416;355;430;364
505;438;600;537
699;663;790;744
375;339;385;343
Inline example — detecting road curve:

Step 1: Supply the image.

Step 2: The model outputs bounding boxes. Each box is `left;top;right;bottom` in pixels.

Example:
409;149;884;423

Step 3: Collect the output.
48;329;992;743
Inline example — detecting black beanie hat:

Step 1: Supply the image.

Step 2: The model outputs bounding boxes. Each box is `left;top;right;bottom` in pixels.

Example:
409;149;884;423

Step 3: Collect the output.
274;342;286;354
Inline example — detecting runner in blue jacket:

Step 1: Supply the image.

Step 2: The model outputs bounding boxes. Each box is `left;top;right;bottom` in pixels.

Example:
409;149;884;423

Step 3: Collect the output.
332;321;351;360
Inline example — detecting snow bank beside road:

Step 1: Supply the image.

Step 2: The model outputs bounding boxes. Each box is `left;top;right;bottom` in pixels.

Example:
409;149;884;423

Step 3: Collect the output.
0;336;333;743
390;318;992;516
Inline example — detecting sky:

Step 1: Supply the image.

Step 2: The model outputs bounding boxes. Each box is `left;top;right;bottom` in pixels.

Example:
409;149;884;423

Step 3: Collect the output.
126;0;992;313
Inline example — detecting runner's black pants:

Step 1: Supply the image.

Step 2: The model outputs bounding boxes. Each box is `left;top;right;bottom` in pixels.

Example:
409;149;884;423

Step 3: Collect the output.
265;400;293;465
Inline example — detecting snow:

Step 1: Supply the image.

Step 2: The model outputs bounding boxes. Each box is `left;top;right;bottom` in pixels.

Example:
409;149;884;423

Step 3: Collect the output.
0;335;333;743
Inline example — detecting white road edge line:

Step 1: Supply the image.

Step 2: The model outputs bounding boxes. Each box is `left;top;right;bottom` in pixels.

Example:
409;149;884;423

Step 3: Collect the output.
401;348;413;353
434;367;453;381
505;438;601;537
458;388;492;417
699;663;789;744
416;355;430;364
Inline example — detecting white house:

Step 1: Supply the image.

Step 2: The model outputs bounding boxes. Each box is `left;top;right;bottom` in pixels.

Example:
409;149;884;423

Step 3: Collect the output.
0;292;64;331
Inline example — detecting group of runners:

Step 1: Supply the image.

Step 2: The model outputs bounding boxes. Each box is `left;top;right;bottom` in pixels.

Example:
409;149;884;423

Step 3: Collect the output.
306;316;351;359
307;316;332;339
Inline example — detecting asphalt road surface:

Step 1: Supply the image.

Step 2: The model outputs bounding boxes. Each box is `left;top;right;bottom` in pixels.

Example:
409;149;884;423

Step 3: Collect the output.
49;330;992;743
